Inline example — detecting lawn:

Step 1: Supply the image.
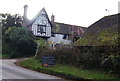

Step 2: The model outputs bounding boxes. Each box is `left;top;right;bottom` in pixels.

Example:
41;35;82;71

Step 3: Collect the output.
19;57;120;81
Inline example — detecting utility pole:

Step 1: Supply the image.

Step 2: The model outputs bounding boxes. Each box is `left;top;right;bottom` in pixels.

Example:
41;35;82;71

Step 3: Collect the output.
72;25;74;45
71;25;74;55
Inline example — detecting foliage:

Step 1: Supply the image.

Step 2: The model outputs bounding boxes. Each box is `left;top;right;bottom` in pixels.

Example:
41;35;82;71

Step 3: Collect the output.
98;29;118;46
20;57;120;80
34;21;120;74
53;46;102;68
35;38;48;58
100;46;120;73
0;54;15;59
54;46;74;65
36;38;47;47
74;27;120;73
75;26;119;46
74;38;89;45
1;13;22;35
3;27;37;56
36;45;119;73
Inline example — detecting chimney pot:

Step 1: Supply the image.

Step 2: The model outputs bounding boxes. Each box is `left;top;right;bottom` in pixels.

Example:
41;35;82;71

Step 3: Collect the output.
51;14;55;22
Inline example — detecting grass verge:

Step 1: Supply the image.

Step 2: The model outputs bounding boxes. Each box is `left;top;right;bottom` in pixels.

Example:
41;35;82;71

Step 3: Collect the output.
0;54;13;59
18;57;120;81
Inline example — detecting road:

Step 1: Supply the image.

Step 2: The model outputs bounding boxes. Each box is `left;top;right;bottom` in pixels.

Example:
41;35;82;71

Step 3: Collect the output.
0;59;69;81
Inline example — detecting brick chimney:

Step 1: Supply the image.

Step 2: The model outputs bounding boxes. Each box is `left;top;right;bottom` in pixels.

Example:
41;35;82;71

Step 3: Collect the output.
51;14;55;22
23;5;28;19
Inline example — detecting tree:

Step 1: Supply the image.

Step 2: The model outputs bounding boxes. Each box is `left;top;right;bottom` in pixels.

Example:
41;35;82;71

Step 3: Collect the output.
1;13;23;35
35;38;47;58
3;27;37;56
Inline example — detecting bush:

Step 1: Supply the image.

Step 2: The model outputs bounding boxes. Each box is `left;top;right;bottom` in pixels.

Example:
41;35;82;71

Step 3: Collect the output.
35;38;60;59
35;38;49;58
37;45;102;68
100;46;120;73
36;44;120;74
54;46;74;65
36;27;120;73
74;27;120;73
3;27;37;56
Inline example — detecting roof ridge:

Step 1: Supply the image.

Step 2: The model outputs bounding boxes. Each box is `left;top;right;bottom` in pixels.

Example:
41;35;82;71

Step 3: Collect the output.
54;22;86;28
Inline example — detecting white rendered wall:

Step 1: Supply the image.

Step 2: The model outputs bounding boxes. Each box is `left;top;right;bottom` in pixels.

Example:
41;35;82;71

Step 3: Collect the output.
47;34;71;45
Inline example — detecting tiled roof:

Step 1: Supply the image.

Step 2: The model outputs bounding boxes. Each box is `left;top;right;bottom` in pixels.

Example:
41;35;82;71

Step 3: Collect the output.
23;7;87;36
51;22;87;36
23;8;52;28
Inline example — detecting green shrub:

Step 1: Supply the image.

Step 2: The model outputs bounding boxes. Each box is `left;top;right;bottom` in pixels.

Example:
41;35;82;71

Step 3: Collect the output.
35;28;120;73
35;38;49;58
3;27;37;56
74;27;120;73
100;46;120;73
54;46;74;65
36;45;120;74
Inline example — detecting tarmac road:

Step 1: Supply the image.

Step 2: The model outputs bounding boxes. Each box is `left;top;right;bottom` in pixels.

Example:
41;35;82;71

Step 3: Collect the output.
0;59;69;81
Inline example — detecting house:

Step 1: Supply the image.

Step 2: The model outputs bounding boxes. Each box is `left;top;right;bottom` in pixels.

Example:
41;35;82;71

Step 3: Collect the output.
23;5;52;38
22;5;87;46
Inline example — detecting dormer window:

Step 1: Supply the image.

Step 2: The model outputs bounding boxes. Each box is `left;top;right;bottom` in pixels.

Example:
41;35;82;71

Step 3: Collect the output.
37;24;46;33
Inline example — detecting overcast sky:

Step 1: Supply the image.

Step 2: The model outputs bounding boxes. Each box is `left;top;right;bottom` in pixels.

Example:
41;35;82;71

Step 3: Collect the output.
0;0;119;27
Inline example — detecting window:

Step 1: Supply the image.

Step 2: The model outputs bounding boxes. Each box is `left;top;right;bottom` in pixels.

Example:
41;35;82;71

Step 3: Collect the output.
51;33;55;37
37;24;46;33
63;34;67;39
41;13;46;17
